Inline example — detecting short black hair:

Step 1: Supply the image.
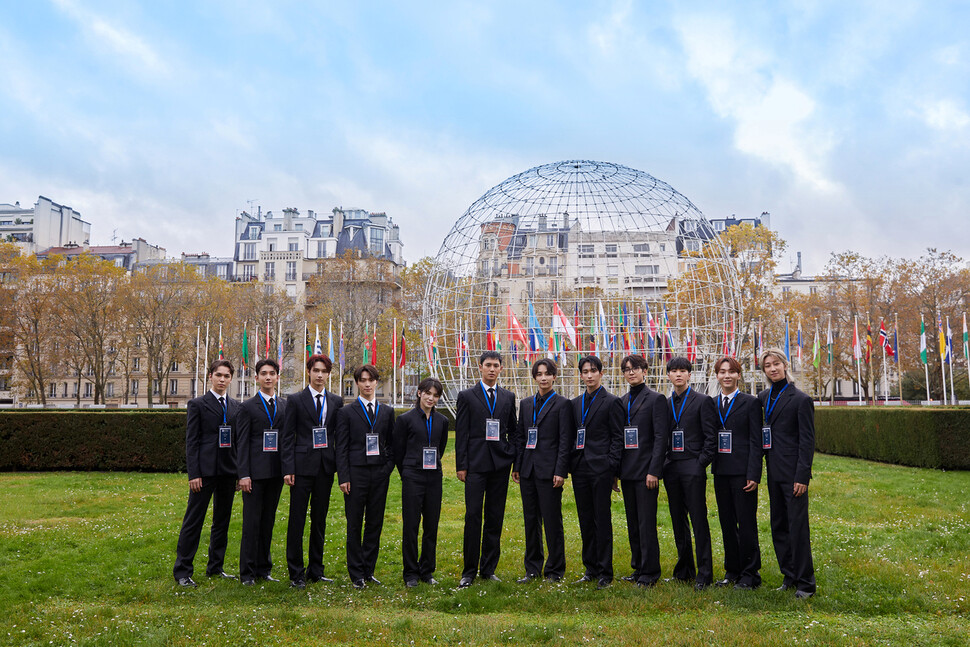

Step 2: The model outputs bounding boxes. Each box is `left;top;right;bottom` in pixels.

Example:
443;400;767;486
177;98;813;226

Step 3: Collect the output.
479;350;503;366
255;358;279;375
306;354;332;373
578;355;603;373
416;377;443;400
208;359;235;377
621;354;647;372
531;358;558;379
666;356;692;373
354;364;380;382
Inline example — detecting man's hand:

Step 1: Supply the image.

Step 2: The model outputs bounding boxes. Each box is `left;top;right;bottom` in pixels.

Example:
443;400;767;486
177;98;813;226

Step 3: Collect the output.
511;471;520;484
645;474;659;489
793;482;808;497
743;480;758;493
456;470;467;483
612;477;621;493
339;481;351;495
239;477;252;494
284;474;295;486
552;475;565;488
189;478;202;493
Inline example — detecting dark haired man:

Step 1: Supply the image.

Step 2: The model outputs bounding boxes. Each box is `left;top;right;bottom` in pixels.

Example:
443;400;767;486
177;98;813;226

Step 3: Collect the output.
237;358;286;585
616;354;668;588
511;359;573;583
570;355;623;589
280;354;344;589
663;356;717;590
335;364;396;589
456;351;517;588
759;349;816;599
711;356;763;590
174;360;239;587
393;377;448;587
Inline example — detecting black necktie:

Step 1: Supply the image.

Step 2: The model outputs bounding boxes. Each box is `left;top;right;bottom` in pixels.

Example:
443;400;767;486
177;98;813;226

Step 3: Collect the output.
316;394;323;421
367;402;375;419
269;398;275;422
722;396;729;413
218;396;226;417
487;387;495;407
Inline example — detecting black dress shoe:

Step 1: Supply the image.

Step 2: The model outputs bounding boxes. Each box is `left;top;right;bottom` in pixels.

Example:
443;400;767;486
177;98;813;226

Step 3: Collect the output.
694;581;710;591
482;574;500;582
734;582;753;590
241;579;255;586
775;582;794;591
573;575;594;584
207;571;237;580
516;574;539;584
620;573;636;582
458;576;474;588
352;579;366;590
405;579;419;588
545;575;563;583
422;577;439;585
596;577;612;590
664;577;690;584
308;575;334;583
176;577;197;588
289;579;306;589
795;590;815;599
366;575;381;585
714;578;735;587
261;575;280;583
636;579;658;588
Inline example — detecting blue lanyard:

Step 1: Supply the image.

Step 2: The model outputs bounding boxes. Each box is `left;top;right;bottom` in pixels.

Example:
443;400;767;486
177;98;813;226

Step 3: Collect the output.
425;412;434;446
481;382;497;417
670;386;691;428
626;389;642;425
217;396;228;425
533;391;555;426
765;383;789;423
360;398;380;431
315;391;326;426
581;387;602;426
717;392;738;429
259;393;275;428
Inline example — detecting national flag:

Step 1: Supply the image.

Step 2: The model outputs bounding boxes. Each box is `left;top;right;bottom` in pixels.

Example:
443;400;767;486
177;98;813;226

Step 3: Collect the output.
812;322;820;369
919;315;927;365
328;321;334;360
852;318;861;364
304;323;311;363
507;304;528;348
619;304;631;353
589;311;597;356
796;319;803;364
826;318;833;364
363;322;370;364
945;316;953;365
485;307;496;351
371;325;378;366
277;322;283;368
528;301;546;357
241;322;249;371
662;306;675;357
938;314;946;360
686;325;697;364
553;301;577;348
865;319;873;365
313;325;323;355
218;324;224;360
265;321;270;357
964;313;969;365
339;324;345;374
399;326;407;368
729;316;736;358
892;323;899;364
879;320;894;358
721;323;729;357
784;318;790;360
392;325;397;368
597;301;609;353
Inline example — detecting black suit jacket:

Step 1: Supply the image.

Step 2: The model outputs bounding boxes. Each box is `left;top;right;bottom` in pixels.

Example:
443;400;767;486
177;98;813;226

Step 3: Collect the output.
280;387;344;477
711;391;764;482
334;399;396;484
759;383;815;484
455;383;517;473
617;387;668;481
185;392;240;480
664;387;717;475
512;391;573;480
393;406;449;472
236;392;285;481
569;387;624;477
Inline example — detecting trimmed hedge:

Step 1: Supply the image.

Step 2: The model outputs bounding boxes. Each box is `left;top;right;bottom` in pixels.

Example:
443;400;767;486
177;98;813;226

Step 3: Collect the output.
815;407;970;470
0;407;459;472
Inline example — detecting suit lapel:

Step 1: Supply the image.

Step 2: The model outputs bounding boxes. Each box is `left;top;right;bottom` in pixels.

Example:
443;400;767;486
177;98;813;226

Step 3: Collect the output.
582;388;606;425
535;392;557;426
768;387;795;423
301;388;317;421
629;388;649;418
203;392;221;418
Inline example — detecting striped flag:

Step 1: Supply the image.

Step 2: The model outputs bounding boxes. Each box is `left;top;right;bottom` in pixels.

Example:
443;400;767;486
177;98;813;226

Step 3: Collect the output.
314;325;323;355
879;320;894;357
826;318;833;364
852;318;861;364
812;322;820;369
920;315;927;365
485;307;495;351
328;321;334;360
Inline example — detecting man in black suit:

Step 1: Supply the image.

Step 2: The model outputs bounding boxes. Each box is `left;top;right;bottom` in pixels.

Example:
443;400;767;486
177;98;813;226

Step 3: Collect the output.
393;377;448;588
759;348;816;599
173;359;240;587
615;354;668;588
280;353;344;589
570;355;623;589
237;358;286;585
663;356;717;589
335;364;395;589
510;358;573;583
455;350;517;588
711;356;763;590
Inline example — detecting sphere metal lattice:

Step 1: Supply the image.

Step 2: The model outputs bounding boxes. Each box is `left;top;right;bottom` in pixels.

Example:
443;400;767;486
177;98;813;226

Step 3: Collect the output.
423;160;739;409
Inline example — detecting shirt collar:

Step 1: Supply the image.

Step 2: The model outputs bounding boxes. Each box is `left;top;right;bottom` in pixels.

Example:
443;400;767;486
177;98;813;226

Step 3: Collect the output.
480;380;497;393
309;386;325;399
720;389;739;401
209;389;227;401
259;391;276;404
358;395;376;408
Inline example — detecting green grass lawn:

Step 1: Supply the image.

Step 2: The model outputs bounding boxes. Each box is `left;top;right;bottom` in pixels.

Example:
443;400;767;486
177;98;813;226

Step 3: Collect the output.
0;453;968;646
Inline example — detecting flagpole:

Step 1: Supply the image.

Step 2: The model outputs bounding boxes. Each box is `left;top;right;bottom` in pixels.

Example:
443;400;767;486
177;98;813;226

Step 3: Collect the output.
194;325;200;398
854;316;862;403
965;312;970;399
895;313;902;402
939;313;948;405
303;321;308;390
947;316;956;405
921;314;930;403
881;335;888;404
393;317;397;407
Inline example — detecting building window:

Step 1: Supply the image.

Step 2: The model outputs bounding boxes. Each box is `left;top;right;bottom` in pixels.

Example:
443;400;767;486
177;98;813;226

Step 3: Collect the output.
481;260;489;275
288;238;299;251
265;262;275;279
130;379;139;396
106;383;114;398
49;382;57;397
605;244;618;258
578;244;594;258
242;265;255;280
83;383;92;398
607;265;619;276
286;261;297;281
635;265;659;275
834;381;842;396
170;379;178;395
170;361;179;372
243;243;256;260
684;239;701;252
248;225;260;239
579;264;595;278
72;383;78;397
133;357;140;371
482;236;495;251
526;281;534;299
546;234;555;247
810;286;818;295
153;379;160;395
317;241;326;258
274;224;282;231
549;257;558;274
525;257;534;275
659;243;666;252
713;221;725;231
267;238;276;251
370;228;384;255
633;243;650;255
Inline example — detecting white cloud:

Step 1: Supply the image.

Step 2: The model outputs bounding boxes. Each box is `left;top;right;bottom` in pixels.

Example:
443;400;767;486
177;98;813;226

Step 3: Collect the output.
920;99;970;131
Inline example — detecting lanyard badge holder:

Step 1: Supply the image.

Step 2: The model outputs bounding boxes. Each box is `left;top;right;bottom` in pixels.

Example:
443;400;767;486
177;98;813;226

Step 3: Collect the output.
577;387;602;450
624;395;638;449
260;395;278;452
218;399;232;448
763;384;789;450
527;391;554;450
362;400;381;456
482;383;501;441
717;393;737;454
423;415;437;469
670;387;691;453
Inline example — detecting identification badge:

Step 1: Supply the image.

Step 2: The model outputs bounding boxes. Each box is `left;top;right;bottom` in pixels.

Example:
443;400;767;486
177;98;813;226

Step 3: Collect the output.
313;426;328;449
718;430;733;454
624;426;639;449
219;426;232;448
526;427;538;449
423;447;438;469
575;427;586;450
366;433;380;456
671;429;685;452
485;418;501;441
263;430;278;452
762;426;772;450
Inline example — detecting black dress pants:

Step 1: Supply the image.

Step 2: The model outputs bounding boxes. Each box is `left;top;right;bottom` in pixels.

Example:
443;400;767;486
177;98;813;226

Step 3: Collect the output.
173;474;236;580
663;470;713;585
239;477;283;580
285;470;335;581
572;470;614;580
620;478;661;585
462;467;510;579
767;479;815;593
401;468;443;582
713;474;761;587
519;474;565;579
344;464;390;582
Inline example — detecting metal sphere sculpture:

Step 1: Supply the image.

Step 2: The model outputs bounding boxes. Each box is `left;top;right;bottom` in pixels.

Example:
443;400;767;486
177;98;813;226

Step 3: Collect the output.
424;160;739;410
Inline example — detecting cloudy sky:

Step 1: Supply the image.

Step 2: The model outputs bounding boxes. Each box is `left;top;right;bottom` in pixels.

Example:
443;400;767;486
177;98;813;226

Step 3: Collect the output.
1;0;968;273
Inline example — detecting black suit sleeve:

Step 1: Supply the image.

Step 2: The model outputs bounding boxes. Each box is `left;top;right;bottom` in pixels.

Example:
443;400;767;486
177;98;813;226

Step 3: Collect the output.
746;397;764;483
455;391;469;472
281;395;298;476
439;414;449;459
236;403;253;480
555;398;573;478
699;396;718;468
512;399;526;472
505;391;518;446
185;399;203;480
392;412;408;471
649;393;669;477
335;407;351;484
795;395;815;484
382;408;396;476
607;397;624;473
